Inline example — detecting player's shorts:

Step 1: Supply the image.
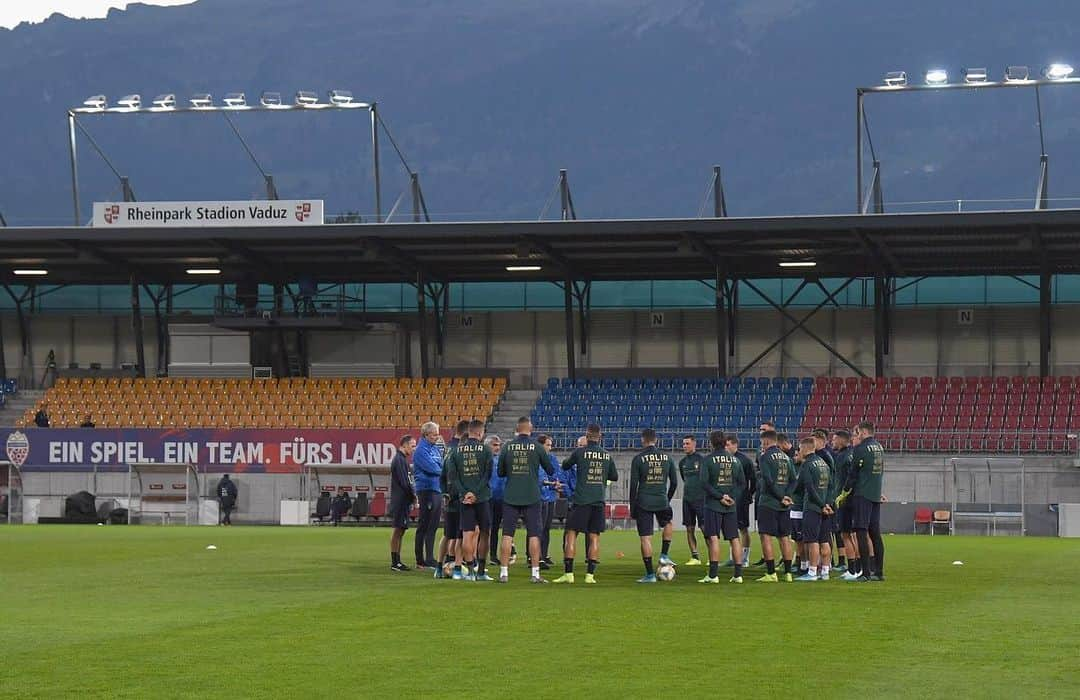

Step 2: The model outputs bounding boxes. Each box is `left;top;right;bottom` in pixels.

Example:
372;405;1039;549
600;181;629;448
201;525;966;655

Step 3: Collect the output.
389;495;411;529
682;499;706;529
851;495;881;531
460;501;492;532
703;509;739;541
757;506;792;537
801;510;833;544
444;509;461;539
501;502;542;538
789;510;804;542
565;503;606;534
737;495;752;530
838;503;854;532
635;506;674;536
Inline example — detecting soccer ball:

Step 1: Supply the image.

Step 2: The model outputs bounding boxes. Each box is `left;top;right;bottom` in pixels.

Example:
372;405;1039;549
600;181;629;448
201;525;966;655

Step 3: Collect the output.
657;564;677;581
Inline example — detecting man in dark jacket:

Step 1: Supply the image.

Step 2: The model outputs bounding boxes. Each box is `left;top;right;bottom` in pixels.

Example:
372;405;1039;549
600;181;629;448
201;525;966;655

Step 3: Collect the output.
34;404;50;428
389;434;416;571
216;474;238;525
330;487;352;526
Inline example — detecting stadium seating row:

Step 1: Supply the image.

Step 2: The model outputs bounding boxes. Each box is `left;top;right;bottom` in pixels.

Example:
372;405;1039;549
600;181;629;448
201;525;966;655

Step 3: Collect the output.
532;376;1080;454
20;377;506;429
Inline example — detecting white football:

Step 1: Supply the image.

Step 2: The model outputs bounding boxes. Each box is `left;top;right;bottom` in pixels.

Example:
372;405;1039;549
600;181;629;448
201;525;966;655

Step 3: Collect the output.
657;564;677;581
206;545;217;550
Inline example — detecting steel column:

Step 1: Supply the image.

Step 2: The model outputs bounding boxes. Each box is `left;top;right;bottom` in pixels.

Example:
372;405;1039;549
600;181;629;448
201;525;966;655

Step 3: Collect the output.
856;90;864;214
130;277;146;378
715;270;727;377
370;103;382;223
67;112;81;225
563;277;576;382
1039;269;1052;377
713;165;728;217
416;272;429;379
873;275;886;377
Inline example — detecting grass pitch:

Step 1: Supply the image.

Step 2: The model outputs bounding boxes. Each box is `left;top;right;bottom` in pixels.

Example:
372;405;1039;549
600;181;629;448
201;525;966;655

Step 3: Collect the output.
2;526;1079;699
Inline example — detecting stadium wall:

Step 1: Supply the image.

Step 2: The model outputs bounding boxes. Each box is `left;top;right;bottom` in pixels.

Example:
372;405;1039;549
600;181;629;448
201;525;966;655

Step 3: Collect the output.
3;304;1078;387
17;454;1077;534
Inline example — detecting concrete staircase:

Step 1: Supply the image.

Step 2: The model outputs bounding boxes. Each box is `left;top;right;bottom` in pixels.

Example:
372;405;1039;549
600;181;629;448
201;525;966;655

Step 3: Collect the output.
0;390;45;427
488;388;541;441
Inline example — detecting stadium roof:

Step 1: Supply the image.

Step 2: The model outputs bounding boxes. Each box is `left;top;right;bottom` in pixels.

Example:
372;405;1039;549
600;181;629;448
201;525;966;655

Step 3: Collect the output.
1;208;1078;285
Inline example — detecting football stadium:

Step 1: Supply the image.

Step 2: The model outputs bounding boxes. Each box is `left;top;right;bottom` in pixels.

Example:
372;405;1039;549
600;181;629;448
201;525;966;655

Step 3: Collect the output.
4;5;1080;699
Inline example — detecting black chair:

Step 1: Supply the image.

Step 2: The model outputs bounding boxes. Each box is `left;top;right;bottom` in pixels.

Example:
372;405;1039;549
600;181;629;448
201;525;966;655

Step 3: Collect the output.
311;492;332;524
349;493;369;521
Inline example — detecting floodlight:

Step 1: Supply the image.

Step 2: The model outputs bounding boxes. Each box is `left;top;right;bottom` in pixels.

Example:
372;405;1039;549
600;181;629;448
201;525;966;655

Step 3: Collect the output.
883;71;907;87
83;95;107;109
152;94;175;109
506;265;542;272
963;67;988;84
925;69;948;86
1045;63;1074;80
1004;65;1030;82
186;268;221;275
778;261;817;268
260;91;282;107
328;89;353;105
117;94;141;109
13;269;48;276
190;93;213;108
295;90;319;106
222;92;246;108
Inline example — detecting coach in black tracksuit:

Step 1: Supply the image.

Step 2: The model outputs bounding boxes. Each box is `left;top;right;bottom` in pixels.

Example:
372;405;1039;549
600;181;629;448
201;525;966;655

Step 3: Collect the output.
216;474;238;525
389;435;417;571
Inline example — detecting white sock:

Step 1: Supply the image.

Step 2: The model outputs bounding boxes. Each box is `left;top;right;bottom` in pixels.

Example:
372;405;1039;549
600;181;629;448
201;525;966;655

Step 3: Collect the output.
531;566;540;578
500;566;508;577
821;565;830;576
800;561;809;571
808;566;817;577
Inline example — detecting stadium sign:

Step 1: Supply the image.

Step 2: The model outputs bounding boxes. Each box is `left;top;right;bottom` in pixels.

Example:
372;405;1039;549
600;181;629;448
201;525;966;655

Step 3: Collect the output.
91;200;324;228
0;428;447;473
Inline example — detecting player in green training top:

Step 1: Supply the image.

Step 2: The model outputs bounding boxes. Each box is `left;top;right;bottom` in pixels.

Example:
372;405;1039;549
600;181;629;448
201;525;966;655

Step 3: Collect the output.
839;421;886;582
496;416;554;583
629;428;678;583
699;431;747;584
755;430;795;582
792;437;834;581
448;419;495;581
553;423;619;585
678;435;706;566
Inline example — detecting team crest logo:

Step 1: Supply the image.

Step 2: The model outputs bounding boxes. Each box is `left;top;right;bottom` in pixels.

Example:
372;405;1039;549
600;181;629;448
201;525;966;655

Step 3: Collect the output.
103;204;121;224
295;202;312;222
5;431;30;468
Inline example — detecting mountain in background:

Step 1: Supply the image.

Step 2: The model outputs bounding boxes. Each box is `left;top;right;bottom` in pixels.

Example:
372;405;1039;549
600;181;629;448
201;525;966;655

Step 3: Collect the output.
2;0;1080;225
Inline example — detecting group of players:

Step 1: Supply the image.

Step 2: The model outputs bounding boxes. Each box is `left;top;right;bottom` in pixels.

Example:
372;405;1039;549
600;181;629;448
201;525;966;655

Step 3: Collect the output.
387;415;886;584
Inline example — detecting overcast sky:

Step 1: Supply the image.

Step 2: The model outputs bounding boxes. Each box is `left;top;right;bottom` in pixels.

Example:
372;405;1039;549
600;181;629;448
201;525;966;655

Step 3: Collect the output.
0;1;195;29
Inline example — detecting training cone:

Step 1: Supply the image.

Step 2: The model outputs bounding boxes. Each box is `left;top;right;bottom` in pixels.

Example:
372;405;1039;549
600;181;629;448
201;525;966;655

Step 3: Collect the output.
206;545;218;550
952;560;963;566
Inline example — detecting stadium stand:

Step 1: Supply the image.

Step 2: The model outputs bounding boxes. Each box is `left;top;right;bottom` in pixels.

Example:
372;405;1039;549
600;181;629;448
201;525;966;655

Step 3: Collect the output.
531;376;811;450
532;375;1079;454
802;376;1079;454
18;377;507;429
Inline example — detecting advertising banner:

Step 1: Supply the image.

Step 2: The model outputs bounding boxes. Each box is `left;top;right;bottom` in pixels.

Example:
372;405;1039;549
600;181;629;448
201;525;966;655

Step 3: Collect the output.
1;428;421;473
91;200;323;228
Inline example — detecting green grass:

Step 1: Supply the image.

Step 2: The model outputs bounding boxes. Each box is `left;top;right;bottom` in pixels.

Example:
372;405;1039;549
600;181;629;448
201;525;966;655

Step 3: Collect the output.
2;527;1079;699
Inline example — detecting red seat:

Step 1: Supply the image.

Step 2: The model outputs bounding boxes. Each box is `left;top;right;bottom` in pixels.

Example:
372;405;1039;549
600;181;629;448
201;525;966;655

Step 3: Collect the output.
368;492;387;519
612;503;630;527
913;507;933;533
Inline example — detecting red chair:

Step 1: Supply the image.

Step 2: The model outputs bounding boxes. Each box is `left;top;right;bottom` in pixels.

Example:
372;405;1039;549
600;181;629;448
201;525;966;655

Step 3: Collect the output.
913;507;933;534
368;492;387;520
